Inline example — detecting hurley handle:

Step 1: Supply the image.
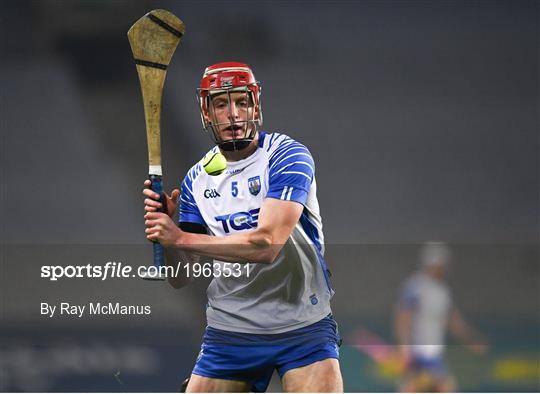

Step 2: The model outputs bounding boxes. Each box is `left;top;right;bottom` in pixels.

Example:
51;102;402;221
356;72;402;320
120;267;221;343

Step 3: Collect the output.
149;174;168;271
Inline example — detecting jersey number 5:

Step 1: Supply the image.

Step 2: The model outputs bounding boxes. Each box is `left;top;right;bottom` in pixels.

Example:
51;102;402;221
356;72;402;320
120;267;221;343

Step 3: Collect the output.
231;181;238;197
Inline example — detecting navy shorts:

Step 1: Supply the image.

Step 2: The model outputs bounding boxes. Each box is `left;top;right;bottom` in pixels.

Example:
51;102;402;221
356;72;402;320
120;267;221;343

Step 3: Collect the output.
192;315;341;392
410;355;449;380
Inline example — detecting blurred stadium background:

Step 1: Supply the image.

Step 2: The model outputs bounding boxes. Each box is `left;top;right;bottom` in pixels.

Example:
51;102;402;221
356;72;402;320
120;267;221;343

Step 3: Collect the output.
1;0;538;392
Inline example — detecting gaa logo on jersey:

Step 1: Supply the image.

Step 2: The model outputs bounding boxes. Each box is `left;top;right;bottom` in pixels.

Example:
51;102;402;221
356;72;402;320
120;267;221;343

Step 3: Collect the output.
248;176;261;196
204;188;221;199
215;208;260;233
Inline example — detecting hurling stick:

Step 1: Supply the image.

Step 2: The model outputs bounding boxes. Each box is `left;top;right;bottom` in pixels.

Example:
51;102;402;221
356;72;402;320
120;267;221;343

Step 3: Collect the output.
128;9;185;280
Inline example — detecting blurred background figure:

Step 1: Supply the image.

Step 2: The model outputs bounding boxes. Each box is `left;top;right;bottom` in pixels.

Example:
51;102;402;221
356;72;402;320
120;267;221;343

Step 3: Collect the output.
394;242;488;392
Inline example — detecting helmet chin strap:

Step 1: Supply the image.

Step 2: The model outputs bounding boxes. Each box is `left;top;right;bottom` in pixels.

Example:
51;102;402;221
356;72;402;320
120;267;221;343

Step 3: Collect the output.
219;139;252;151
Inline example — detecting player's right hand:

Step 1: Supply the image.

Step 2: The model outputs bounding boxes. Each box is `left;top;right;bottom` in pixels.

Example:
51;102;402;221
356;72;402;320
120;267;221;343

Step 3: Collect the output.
143;180;179;218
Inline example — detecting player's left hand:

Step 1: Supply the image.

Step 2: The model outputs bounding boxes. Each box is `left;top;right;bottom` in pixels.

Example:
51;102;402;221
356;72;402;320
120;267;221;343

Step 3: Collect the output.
143;179;180;217
144;211;182;247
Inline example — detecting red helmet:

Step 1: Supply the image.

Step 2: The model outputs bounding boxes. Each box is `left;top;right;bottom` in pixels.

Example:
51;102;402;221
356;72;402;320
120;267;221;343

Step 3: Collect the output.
197;62;262;151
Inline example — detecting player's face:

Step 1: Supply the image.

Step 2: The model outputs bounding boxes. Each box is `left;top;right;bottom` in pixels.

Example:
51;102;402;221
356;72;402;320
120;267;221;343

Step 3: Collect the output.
205;91;258;141
427;263;446;280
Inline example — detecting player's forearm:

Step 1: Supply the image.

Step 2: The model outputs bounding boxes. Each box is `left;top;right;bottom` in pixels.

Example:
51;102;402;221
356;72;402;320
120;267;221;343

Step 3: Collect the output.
395;310;412;345
449;319;478;344
174;228;282;264
448;310;474;341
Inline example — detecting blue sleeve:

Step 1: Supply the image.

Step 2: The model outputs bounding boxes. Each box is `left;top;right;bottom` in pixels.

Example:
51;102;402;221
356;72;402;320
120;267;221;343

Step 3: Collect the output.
178;171;206;226
267;140;315;205
399;284;418;309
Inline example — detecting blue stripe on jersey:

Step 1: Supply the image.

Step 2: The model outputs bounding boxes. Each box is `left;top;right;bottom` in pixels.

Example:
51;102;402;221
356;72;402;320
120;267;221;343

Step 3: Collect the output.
399;286;419;309
271;185;308;203
266;132;288;151
258;131;266;148
269;134;292;152
299;208;333;294
270;151;309;170
267;137;314;205
299;209;322;252
268;140;297;163
267;132;279;150
179;163;206;225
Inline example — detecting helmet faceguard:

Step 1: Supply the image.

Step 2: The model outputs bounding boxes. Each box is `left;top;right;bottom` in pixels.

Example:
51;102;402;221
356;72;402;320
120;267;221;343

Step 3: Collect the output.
197;62;262;151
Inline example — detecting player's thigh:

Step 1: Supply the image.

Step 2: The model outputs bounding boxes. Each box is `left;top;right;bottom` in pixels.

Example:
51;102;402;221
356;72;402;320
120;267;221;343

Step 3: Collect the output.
186;373;251;393
281;358;343;392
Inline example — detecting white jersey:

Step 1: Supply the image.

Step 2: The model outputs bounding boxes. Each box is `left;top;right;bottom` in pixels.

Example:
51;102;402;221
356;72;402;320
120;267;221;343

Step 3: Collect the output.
179;132;334;334
399;272;452;358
